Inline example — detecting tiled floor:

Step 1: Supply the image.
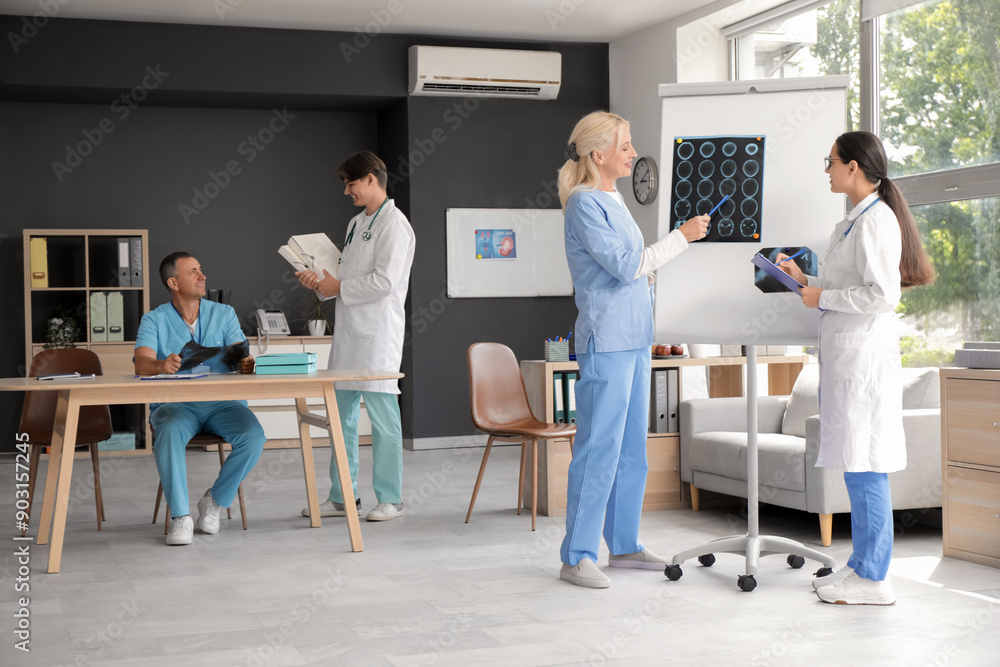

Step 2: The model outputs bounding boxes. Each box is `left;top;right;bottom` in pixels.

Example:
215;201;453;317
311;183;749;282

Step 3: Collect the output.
2;444;999;666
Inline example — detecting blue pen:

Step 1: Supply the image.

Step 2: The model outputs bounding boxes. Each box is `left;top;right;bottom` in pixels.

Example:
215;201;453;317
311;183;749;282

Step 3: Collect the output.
567;332;572;341
777;248;807;264
707;194;731;217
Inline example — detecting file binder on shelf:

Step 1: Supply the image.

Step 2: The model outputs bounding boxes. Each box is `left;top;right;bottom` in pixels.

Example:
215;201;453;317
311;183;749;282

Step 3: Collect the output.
89;292;108;342
106;291;124;341
650;370;668;433
564;372;578;424
553;372;566;423
129;237;143;287
30;238;48;288
666;368;679;433
117;238;130;287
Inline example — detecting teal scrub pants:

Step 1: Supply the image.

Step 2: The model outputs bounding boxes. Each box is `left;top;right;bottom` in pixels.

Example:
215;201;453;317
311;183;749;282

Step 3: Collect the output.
150;401;265;518
561;339;650;566
328;390;403;505
844;471;894;580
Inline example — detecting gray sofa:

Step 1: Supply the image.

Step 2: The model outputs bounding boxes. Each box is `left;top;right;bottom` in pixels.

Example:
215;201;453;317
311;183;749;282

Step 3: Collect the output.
680;365;941;546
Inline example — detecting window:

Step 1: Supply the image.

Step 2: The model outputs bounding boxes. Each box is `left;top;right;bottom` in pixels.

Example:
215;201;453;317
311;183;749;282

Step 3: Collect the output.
901;196;1000;364
729;0;861;128
879;0;1000;177
725;0;1000;366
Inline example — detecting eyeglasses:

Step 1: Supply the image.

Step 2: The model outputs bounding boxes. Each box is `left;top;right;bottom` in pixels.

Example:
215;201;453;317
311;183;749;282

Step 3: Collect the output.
824;156;847;171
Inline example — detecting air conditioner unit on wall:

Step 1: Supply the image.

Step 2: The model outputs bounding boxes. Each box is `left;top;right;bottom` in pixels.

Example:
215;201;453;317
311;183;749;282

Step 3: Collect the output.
408;46;561;100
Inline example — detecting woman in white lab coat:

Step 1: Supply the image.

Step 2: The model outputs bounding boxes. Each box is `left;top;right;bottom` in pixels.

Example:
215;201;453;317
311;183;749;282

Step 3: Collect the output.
557;111;709;588
780;131;934;605
297;151;415;522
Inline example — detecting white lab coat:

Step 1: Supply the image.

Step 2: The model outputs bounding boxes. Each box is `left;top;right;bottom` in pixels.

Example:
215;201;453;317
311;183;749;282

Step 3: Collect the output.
329;199;415;393
809;192;905;472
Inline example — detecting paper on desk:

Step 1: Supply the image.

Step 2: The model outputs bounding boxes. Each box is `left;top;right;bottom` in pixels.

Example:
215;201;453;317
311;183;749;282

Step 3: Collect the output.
137;373;209;380
37;372;96;381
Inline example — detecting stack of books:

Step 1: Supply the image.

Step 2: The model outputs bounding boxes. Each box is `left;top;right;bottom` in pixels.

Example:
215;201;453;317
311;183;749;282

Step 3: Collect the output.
255;352;318;375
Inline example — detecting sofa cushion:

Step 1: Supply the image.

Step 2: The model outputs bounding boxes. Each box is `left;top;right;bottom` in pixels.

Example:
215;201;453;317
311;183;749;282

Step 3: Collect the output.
780;364;819;437
689;432;807;492
902;367;939;409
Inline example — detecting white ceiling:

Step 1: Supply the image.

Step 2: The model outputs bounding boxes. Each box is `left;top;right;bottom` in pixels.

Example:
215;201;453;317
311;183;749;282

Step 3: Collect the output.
0;0;721;42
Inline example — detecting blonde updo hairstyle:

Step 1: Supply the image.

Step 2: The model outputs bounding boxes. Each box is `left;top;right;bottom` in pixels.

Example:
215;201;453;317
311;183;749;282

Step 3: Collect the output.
558;111;630;210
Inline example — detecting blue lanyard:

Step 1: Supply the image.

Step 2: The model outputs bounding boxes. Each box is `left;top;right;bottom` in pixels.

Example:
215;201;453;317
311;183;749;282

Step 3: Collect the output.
344;197;389;247
171;302;202;345
843;197;881;237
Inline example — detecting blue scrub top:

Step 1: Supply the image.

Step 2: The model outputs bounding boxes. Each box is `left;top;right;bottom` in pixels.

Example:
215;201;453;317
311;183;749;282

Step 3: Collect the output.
564;190;654;354
134;299;248;411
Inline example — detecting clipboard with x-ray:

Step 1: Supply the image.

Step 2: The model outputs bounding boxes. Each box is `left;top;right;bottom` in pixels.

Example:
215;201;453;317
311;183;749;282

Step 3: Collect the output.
751;252;804;295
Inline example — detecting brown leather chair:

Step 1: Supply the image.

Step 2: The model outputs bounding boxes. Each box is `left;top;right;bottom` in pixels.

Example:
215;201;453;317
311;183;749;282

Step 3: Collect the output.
466;342;576;530
20;348;113;533
152;432;248;533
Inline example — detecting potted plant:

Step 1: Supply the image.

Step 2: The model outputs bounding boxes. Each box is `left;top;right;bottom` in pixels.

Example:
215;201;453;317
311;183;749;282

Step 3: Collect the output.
298;293;331;337
43;305;82;349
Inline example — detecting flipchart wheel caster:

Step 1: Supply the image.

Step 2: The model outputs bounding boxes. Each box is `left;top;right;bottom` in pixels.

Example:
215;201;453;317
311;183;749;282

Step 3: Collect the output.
698;554;716;567
737;574;757;592
787;555;805;569
664;564;683;580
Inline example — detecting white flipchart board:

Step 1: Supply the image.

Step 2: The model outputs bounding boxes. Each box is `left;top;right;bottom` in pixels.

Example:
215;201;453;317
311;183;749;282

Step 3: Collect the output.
655;76;849;345
446;208;573;298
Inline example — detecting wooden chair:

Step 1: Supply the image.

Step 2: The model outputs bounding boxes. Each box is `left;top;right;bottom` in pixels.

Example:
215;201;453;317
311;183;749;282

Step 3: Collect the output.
465;342;576;530
152;432;248;533
20;348;113;534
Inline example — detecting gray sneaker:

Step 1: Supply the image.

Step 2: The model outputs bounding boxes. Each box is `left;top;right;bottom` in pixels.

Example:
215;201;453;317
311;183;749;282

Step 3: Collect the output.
301;497;362;518
560;558;610;588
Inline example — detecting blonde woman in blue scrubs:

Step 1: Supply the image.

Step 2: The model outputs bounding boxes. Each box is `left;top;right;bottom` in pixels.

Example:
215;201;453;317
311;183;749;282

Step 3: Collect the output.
780;131;934;604
558;111;709;588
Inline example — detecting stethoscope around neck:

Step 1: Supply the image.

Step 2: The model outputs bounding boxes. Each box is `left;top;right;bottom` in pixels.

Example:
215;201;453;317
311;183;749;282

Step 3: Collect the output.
344;197;389;248
820;196;881;266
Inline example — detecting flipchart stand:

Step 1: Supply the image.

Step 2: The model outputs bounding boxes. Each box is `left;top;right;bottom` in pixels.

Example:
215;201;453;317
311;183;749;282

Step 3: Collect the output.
665;345;835;591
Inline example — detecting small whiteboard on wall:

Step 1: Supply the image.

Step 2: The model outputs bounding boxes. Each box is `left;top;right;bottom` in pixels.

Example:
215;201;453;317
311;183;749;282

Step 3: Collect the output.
655;76;849;345
446;208;573;298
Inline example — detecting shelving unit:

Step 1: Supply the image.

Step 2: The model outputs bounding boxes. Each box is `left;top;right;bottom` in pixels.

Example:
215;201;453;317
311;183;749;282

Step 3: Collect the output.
24;229;150;455
519;355;808;516
940;368;1000;569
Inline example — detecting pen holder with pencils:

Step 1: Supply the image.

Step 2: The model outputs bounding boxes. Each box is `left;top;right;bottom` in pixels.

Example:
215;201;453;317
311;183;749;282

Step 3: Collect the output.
544;340;569;362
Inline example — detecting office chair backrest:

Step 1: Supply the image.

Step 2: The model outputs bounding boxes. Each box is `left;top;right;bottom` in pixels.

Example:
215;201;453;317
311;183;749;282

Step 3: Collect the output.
20;348;114;445
467;343;536;432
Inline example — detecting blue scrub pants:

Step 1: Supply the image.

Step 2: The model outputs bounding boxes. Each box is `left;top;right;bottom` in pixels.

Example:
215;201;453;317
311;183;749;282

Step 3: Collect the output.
560;340;650;566
150;401;266;518
844;471;893;580
328;390;403;505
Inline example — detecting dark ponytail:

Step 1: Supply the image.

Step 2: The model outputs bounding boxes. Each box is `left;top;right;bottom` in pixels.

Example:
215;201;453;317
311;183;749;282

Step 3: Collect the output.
835;131;936;288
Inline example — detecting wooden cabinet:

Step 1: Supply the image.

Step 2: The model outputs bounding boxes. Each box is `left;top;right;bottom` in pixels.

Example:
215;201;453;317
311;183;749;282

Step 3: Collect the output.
24;229;151;455
520;354;808;516
941;369;1000;568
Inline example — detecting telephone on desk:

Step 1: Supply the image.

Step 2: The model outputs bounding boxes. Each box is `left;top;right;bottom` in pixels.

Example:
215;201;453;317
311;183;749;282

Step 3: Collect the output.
255;309;290;336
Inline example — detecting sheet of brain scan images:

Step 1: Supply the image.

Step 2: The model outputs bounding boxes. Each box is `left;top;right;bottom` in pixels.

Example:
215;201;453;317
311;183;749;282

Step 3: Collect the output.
670;135;765;242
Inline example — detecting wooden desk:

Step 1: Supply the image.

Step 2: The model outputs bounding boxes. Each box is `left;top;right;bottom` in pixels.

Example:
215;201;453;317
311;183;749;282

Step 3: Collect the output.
0;370;401;573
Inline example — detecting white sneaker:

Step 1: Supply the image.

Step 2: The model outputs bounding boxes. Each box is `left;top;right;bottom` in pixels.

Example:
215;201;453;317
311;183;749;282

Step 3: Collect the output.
608;548;670;570
366;502;404;521
196;489;223;535
560;558;610;588
816;572;895;605
166;515;194;546
301;498;362;518
813;564;854;590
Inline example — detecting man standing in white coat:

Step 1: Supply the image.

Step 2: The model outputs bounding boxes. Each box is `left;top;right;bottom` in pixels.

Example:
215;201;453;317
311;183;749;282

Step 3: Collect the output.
297;151;415;522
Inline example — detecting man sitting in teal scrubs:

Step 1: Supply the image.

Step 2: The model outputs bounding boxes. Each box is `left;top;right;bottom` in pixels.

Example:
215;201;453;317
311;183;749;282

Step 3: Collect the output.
134;252;265;546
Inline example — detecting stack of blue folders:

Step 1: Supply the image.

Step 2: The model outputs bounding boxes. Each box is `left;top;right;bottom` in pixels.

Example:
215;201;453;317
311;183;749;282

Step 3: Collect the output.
256;352;318;375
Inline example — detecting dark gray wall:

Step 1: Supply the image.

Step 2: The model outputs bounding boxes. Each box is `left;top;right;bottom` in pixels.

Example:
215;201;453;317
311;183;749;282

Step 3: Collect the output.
0;16;608;446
